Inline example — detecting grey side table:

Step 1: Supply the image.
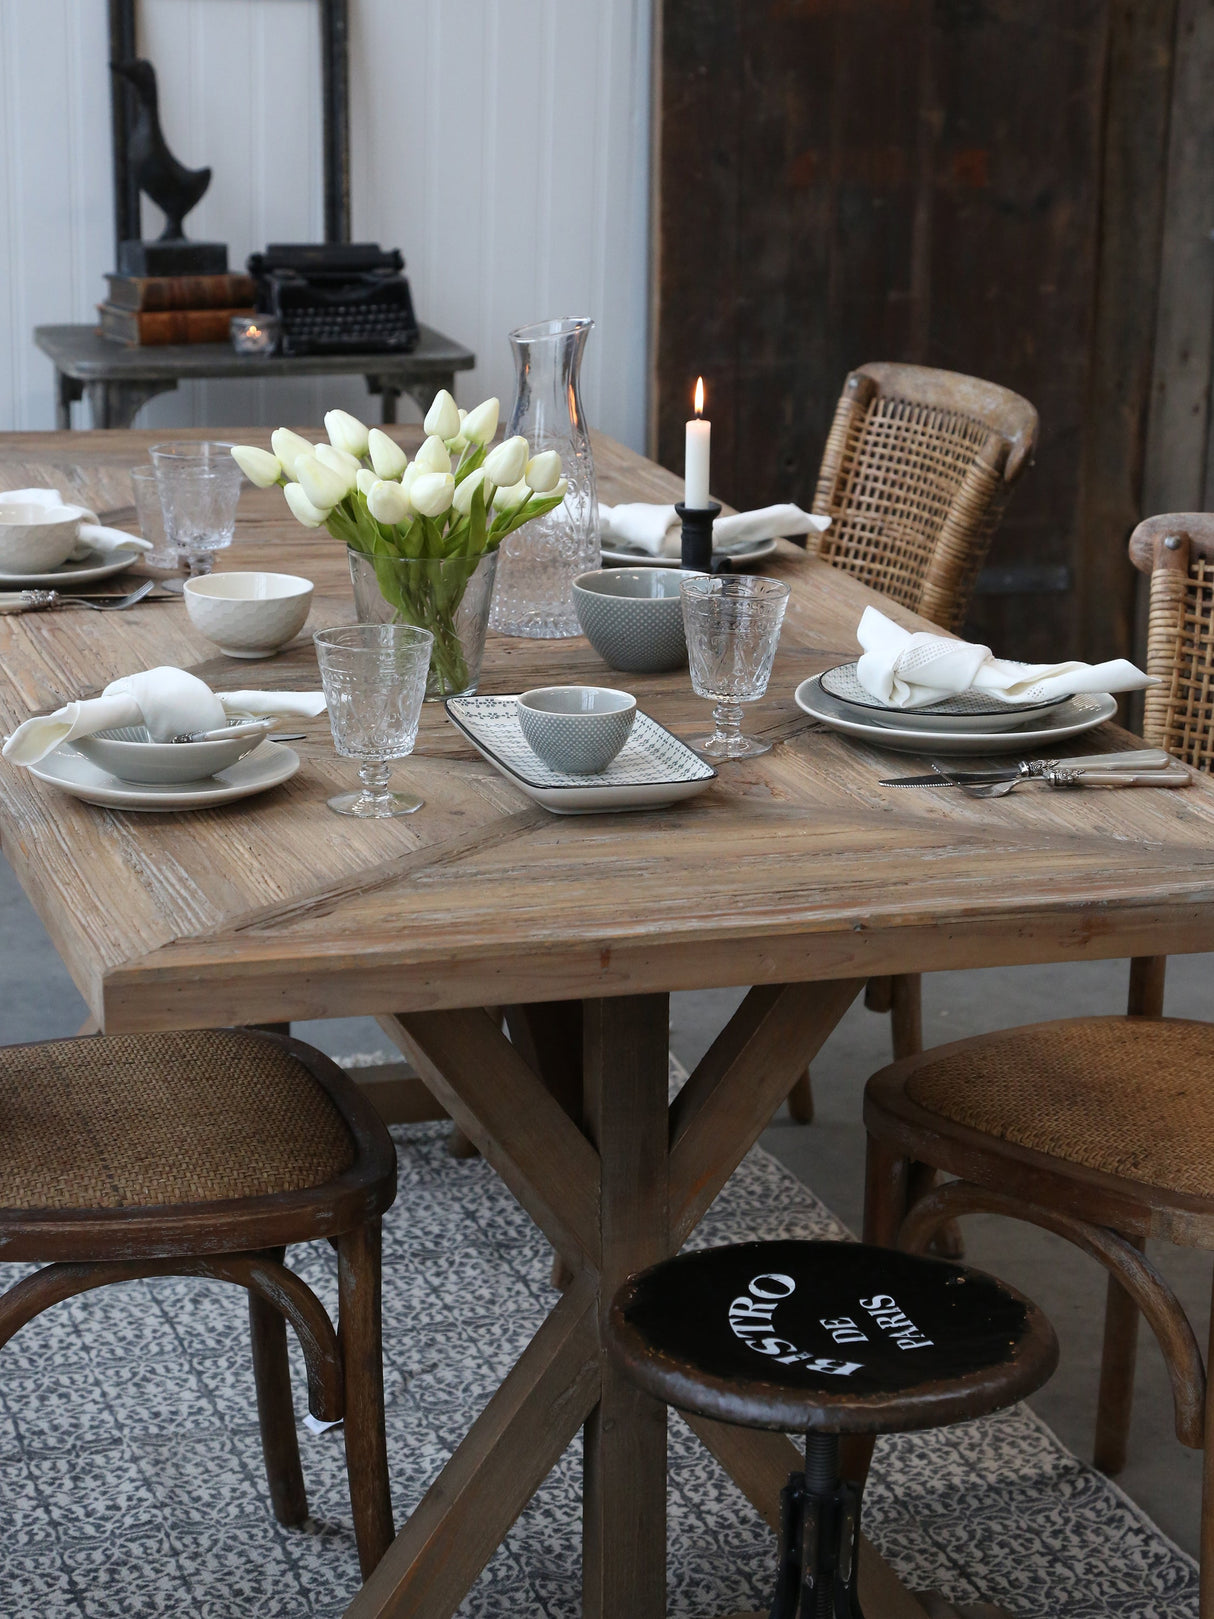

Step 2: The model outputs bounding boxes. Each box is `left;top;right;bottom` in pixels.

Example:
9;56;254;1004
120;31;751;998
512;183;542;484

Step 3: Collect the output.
34;324;477;430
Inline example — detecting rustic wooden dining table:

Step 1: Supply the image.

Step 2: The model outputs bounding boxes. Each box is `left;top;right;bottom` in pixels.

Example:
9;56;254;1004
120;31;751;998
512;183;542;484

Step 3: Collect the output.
3;425;1214;1619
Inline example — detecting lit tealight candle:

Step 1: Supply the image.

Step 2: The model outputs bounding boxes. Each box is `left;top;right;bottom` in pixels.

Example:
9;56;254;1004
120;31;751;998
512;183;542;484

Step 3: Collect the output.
684;375;711;509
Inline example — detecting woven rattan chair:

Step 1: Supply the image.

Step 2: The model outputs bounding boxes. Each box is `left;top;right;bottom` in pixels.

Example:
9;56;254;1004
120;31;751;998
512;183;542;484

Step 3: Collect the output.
0;1027;397;1580
863;512;1214;1615
813;361;1038;631
790;362;1039;1131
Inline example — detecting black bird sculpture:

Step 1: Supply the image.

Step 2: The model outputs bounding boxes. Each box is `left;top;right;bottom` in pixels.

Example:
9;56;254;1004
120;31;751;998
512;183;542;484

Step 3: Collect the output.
110;58;211;241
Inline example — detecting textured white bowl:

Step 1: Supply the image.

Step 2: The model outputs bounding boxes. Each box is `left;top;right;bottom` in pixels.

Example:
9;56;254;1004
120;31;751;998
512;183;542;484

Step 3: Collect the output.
0;502;84;573
184;571;314;658
517;686;637;774
72;725;266;784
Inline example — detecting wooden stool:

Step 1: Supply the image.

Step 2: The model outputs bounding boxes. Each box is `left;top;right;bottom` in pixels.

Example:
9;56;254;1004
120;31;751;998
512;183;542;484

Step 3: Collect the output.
607;1240;1057;1619
0;1027;397;1578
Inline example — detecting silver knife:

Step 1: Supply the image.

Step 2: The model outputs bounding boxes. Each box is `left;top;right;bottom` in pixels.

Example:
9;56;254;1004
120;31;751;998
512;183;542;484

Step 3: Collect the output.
880;748;1173;787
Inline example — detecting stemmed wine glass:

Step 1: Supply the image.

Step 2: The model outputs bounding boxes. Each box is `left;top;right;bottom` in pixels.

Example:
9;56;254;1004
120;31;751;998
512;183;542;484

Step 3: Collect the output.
150;440;244;585
314;625;434;817
680;575;790;759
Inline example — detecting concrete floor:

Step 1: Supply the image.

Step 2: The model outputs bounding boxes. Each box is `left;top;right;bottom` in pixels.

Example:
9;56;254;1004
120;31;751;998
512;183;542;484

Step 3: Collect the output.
1;853;1207;1558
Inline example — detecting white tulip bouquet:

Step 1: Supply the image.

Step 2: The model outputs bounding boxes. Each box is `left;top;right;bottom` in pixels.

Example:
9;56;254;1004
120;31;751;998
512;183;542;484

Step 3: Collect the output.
230;392;566;696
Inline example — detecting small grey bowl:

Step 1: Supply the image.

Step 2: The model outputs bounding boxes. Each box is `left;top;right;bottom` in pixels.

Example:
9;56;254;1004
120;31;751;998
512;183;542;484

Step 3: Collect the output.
516;687;637;775
573;568;702;673
72;725;266;784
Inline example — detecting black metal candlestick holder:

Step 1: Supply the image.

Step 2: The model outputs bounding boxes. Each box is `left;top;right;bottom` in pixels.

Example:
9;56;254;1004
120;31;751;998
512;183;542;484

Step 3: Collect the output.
675;500;721;572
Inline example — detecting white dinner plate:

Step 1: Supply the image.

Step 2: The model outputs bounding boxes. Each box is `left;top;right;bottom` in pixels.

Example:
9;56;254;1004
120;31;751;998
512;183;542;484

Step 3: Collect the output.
445;695;716;814
794;675;1117;755
0;546;146;589
600;537;779;569
818;661;1070;733
28;739;299;810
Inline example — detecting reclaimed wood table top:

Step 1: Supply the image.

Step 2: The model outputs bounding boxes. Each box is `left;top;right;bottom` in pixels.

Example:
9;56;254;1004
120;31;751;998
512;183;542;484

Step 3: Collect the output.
33;325;476;383
2;425;1209;1619
1;426;1213;1034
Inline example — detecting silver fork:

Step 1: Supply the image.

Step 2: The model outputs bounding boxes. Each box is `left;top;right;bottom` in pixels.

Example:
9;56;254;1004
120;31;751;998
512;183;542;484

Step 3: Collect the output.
0;581;160;613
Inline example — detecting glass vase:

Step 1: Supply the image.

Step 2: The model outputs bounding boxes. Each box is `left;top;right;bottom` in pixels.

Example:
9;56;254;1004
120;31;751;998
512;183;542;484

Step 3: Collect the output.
489;317;600;638
348;547;498;701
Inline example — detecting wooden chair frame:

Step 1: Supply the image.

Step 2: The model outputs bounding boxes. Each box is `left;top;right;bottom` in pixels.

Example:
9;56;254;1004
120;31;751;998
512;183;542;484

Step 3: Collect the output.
861;512;1214;1618
0;1029;398;1579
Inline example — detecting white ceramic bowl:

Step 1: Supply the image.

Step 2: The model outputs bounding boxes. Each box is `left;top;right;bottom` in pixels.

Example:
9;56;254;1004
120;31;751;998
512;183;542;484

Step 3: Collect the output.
0;501;84;574
72;725;267;784
184;571;314;658
573;567;700;672
516;686;637;774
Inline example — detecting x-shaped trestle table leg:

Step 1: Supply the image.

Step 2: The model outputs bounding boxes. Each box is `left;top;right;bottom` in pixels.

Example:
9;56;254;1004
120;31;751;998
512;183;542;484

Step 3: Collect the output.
345;976;925;1619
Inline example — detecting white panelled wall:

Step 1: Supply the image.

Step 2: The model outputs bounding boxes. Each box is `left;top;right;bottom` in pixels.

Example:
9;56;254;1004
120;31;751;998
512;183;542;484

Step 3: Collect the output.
0;0;652;448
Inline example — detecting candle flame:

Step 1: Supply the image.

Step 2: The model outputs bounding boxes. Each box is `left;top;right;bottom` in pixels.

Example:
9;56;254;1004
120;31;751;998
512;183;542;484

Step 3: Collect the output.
694;376;705;417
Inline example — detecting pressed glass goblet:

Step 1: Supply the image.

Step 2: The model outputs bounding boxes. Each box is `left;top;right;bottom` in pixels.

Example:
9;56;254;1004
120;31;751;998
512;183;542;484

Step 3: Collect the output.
150;441;243;581
314;625;434;817
680;575;790;759
128;466;175;569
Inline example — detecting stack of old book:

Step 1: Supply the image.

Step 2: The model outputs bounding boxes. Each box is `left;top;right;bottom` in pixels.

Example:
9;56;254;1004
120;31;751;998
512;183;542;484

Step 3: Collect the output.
97;272;256;346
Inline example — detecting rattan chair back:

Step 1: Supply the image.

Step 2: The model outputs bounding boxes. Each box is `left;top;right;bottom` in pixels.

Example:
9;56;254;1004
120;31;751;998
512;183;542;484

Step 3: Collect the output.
1129;514;1214;771
814;362;1038;631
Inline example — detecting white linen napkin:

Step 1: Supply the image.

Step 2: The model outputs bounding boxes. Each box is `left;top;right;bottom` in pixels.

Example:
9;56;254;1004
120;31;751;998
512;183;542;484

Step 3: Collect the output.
3;667;326;765
0;487;152;559
598;501;830;558
854;606;1156;709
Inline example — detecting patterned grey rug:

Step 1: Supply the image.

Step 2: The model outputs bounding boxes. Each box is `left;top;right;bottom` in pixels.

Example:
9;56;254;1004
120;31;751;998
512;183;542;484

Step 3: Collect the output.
0;1077;1198;1617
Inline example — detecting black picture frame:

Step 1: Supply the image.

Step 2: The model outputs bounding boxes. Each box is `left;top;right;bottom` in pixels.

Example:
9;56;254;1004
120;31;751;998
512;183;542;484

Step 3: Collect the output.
107;0;351;258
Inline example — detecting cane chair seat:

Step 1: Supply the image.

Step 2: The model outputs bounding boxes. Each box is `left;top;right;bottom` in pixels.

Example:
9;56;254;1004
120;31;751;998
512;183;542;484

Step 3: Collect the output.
899;1017;1214;1202
608;1239;1056;1435
0;1028;356;1211
0;1028;394;1265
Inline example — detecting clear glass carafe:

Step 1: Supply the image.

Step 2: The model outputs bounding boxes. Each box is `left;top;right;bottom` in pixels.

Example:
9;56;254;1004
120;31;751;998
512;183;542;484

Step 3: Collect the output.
489;317;599;638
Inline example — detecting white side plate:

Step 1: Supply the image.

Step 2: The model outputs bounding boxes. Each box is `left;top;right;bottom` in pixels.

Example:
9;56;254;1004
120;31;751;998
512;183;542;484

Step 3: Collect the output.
28;739;299;810
795;675;1117;755
0;546;145;589
445;695;716;814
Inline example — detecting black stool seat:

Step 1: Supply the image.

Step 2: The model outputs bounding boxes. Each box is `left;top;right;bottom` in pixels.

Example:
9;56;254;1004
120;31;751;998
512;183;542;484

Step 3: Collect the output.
609;1240;1058;1435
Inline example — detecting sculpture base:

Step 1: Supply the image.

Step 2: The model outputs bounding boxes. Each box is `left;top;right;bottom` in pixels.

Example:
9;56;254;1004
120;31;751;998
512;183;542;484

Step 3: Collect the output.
117;240;229;276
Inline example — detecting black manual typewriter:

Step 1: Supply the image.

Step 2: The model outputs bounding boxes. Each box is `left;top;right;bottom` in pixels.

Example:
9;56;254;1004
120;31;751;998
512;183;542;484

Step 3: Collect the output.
247;243;420;357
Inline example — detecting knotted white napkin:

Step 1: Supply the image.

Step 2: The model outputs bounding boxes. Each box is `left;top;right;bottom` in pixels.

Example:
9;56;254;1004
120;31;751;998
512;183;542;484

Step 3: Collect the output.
3;667;326;765
598;501;830;558
0;487;152;558
855;606;1156;708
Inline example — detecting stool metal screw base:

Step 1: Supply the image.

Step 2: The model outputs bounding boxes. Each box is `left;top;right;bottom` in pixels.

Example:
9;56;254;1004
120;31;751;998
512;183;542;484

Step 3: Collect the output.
770;1434;864;1619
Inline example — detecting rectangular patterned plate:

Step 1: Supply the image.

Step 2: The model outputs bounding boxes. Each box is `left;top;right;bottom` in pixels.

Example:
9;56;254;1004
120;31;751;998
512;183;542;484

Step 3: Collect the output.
444;695;716;815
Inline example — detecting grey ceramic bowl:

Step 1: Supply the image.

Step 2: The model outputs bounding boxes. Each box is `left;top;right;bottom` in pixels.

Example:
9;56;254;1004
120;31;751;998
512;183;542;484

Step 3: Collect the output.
72;725;266;784
516;686;637;774
573;568;701;673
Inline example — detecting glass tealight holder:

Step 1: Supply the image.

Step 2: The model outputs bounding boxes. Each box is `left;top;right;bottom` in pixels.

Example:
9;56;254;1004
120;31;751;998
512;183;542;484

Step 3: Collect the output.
230;314;280;357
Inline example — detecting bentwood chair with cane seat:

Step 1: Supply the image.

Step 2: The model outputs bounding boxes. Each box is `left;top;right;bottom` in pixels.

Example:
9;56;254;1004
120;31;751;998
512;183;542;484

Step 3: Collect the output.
863;513;1214;1614
0;1026;397;1580
790;362;1039;1128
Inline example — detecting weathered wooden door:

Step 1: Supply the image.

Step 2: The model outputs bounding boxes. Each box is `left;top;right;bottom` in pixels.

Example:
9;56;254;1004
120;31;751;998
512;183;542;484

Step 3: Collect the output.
654;0;1208;662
